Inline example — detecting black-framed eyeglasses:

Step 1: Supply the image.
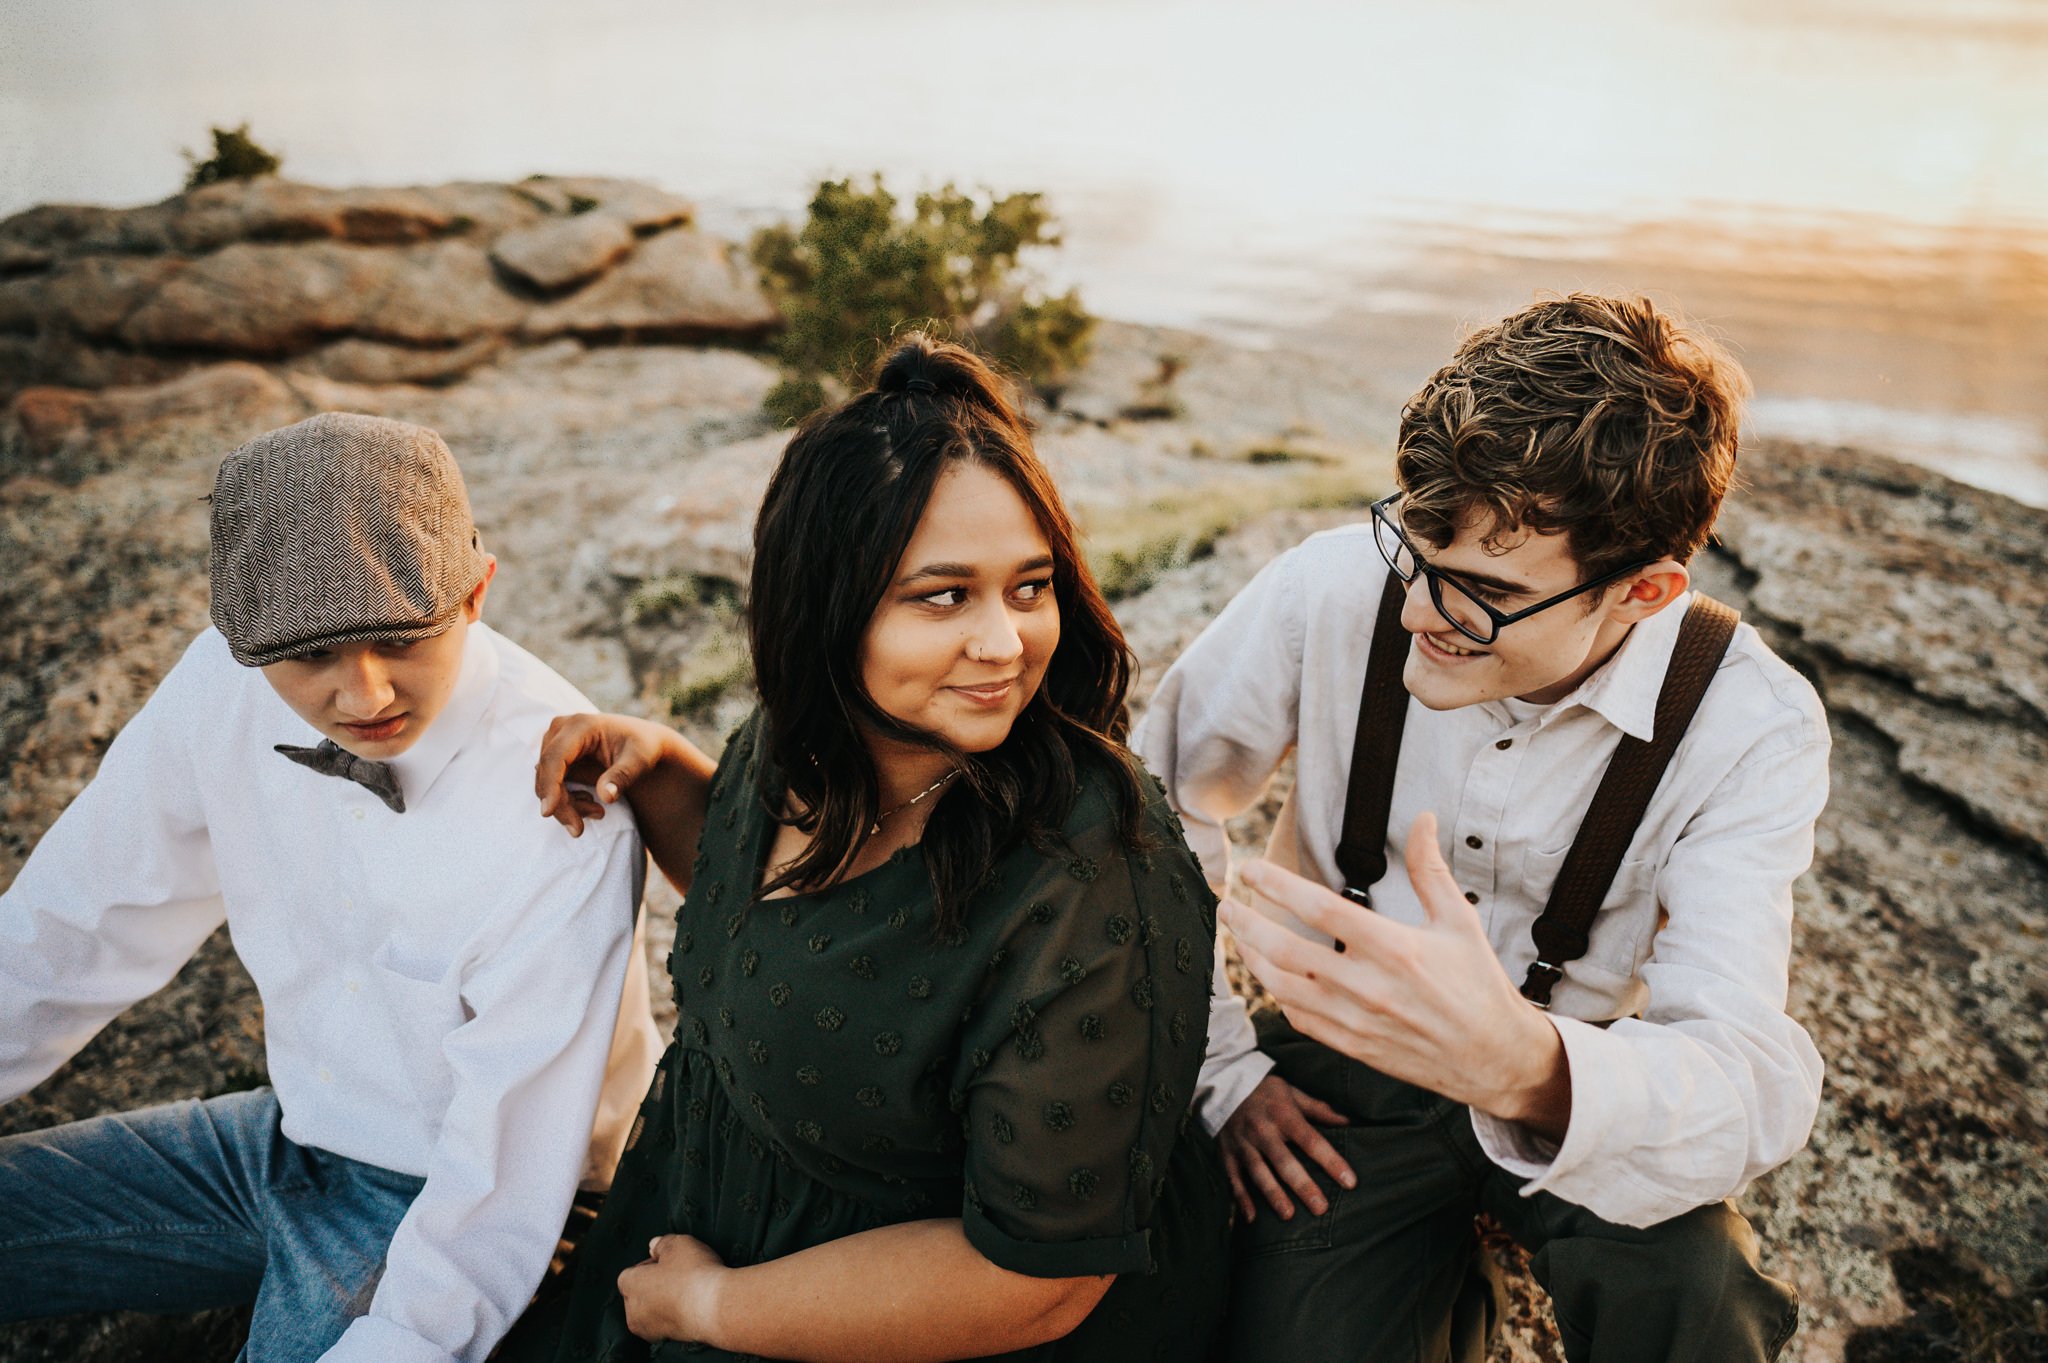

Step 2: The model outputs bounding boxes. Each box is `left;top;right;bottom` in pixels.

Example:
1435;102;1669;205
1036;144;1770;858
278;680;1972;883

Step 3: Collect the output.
1370;494;1651;645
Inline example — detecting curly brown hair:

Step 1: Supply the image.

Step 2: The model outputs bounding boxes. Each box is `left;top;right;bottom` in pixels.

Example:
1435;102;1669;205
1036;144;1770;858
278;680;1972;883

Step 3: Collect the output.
1394;294;1749;585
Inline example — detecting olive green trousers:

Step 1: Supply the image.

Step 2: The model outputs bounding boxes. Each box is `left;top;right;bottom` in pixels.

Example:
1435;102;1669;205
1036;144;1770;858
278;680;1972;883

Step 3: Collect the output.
1223;1016;1800;1363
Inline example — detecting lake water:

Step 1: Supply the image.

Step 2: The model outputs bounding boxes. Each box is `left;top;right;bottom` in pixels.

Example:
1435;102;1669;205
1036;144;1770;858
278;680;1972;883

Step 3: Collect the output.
5;0;2047;502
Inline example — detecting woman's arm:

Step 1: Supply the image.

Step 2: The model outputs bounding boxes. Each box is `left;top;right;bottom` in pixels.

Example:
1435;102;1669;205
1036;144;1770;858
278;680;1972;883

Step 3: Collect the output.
619;1220;1112;1362
535;713;719;896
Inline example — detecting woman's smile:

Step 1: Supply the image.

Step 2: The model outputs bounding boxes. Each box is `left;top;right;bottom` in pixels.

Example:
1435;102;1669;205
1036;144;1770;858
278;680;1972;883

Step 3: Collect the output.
946;676;1019;706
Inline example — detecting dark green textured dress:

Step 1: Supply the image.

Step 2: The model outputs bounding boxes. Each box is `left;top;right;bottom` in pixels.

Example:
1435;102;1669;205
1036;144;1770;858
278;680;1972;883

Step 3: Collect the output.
518;713;1230;1363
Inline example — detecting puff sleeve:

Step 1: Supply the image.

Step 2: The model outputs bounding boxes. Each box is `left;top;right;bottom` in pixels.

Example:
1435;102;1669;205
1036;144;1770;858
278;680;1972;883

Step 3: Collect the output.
949;783;1216;1279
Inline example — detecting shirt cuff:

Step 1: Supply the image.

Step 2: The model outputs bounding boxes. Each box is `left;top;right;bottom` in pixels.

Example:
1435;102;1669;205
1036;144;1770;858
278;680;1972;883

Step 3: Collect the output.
1194;1048;1275;1136
962;1201;1156;1279
1469;1014;1649;1197
320;1315;462;1363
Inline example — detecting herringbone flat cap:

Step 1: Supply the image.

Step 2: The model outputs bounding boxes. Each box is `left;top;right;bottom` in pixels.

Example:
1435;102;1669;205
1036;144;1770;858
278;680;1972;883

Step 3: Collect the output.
208;412;487;666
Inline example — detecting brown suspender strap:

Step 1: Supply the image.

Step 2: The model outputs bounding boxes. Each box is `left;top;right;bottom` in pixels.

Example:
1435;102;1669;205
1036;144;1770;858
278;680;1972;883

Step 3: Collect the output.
1520;594;1740;1007
1332;582;1741;1004
1333;572;1412;904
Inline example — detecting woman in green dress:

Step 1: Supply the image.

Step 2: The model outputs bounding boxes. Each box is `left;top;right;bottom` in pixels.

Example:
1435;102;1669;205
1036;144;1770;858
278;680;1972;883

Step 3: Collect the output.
514;336;1230;1362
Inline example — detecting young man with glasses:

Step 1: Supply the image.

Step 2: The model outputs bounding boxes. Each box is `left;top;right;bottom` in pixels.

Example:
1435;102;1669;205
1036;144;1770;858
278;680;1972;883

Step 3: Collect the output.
1135;295;1829;1362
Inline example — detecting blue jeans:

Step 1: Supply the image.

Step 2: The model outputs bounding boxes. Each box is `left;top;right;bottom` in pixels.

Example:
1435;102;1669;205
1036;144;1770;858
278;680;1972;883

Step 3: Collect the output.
0;1087;424;1363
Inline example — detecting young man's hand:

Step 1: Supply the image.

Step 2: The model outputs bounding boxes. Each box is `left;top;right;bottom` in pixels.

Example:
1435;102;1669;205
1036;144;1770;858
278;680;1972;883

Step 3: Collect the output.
1217;1073;1355;1222
534;712;685;836
1222;812;1573;1142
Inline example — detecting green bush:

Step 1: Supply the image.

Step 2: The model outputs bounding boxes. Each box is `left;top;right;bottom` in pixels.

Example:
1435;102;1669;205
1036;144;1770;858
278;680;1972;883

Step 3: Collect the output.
751;176;1096;421
627;572;744;625
663;630;753;719
1091;520;1229;602
762;375;831;429
183;124;282;190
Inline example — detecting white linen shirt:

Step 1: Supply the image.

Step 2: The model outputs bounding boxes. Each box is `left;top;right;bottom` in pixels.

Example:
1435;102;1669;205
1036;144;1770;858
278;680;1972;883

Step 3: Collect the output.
1134;524;1830;1228
0;622;662;1363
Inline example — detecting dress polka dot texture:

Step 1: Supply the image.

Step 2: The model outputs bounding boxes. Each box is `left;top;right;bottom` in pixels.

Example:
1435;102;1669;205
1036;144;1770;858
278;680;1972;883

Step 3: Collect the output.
500;710;1229;1363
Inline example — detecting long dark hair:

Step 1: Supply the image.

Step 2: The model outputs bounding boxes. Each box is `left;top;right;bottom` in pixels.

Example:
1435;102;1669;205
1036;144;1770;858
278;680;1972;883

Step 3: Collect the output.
748;334;1146;933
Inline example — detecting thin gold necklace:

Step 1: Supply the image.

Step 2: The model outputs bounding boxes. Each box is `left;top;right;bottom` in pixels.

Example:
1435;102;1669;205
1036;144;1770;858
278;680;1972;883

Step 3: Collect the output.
870;771;957;836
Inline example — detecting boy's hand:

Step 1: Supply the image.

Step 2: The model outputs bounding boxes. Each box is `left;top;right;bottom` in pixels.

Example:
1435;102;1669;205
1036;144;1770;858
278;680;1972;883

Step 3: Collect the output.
534;712;677;836
1217;1073;1354;1222
619;1234;728;1343
1222;812;1571;1139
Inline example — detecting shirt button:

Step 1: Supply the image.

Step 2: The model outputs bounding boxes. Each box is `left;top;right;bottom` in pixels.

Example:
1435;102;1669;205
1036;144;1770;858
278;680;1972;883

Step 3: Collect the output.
350;807;366;822
318;1067;334;1083
1465;834;1484;850
1495;738;1513;750
1464;890;1479;905
345;979;361;994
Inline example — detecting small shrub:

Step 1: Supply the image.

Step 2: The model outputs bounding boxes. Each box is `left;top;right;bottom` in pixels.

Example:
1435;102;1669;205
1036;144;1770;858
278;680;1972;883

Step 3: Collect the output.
183;123;282;190
628;572;743;625
664;631;753;718
567;193;601;216
1243;446;1332;466
1091;521;1229;602
762;375;832;429
1117;352;1189;422
751;176;1096;420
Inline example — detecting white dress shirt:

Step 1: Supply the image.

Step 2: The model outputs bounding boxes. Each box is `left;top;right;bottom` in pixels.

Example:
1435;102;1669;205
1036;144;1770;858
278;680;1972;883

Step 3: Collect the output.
0;622;662;1363
1134;524;1830;1228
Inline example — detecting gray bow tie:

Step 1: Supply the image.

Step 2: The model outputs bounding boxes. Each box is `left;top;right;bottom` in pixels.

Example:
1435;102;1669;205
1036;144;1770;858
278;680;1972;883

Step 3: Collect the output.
275;739;407;814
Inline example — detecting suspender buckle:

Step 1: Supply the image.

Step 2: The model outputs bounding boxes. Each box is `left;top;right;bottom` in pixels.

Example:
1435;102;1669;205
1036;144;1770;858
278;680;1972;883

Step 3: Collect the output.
1521;960;1564;1008
1333;886;1372;954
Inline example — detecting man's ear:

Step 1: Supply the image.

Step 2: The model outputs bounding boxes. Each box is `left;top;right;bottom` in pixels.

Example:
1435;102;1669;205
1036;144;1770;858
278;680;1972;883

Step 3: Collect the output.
466;555;498;622
1610;559;1688;623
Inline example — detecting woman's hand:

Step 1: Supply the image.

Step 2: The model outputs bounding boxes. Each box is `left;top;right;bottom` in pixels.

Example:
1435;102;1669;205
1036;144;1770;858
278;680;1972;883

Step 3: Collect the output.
619;1234;730;1344
534;712;682;837
618;1219;1110;1361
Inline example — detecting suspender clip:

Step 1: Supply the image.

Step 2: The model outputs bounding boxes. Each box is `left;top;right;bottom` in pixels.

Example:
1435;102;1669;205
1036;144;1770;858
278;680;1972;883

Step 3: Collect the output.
1332;886;1373;954
1521;960;1564;1008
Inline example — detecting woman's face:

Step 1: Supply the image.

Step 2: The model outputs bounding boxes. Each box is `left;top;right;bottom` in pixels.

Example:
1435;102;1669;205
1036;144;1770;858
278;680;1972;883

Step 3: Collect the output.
860;461;1062;755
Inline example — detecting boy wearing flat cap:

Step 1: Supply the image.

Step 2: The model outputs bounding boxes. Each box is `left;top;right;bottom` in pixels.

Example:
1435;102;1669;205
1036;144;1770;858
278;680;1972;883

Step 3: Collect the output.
0;413;661;1363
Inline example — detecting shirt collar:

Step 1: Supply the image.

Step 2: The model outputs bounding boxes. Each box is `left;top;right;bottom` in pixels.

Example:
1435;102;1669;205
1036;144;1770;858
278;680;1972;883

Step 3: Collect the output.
387;622;500;808
1506;591;1692;743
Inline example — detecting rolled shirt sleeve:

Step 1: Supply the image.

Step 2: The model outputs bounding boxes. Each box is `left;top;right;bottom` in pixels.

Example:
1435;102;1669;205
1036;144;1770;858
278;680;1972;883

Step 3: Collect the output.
1470;731;1831;1227
1134;548;1307;1134
320;822;645;1363
0;637;227;1104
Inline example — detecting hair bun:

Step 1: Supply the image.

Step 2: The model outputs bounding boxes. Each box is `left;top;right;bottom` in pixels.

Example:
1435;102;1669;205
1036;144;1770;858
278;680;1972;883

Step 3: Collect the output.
873;332;1013;411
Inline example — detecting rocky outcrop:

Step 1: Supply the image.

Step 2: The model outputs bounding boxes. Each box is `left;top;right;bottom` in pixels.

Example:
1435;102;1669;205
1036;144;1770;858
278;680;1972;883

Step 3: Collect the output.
492;213;638;292
1697;446;2047;1361
519;227;790;342
0;177;779;400
0;267;2041;1360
